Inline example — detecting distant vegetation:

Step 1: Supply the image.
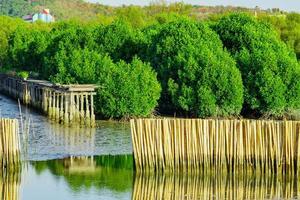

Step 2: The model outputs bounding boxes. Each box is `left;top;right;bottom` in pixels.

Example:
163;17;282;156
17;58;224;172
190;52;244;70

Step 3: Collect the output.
0;1;300;119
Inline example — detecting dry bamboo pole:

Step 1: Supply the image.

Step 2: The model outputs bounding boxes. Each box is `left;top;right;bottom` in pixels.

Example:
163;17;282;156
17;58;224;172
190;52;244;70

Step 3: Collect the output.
0;119;20;170
131;118;300;175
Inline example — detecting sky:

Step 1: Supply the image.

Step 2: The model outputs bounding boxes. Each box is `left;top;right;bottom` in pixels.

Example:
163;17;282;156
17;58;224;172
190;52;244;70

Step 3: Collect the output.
87;0;300;12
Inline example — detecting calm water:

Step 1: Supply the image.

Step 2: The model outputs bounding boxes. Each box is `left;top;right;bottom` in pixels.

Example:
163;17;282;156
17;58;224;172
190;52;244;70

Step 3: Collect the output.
0;94;132;160
0;94;300;200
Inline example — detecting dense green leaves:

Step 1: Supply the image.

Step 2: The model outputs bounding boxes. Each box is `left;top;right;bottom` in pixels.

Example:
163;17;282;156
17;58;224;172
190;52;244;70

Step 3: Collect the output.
259;13;300;60
214;13;300;116
148;19;243;117
95;57;161;119
48;46;161;119
0;0;32;17
8;26;49;72
0;16;25;69
2;12;300;119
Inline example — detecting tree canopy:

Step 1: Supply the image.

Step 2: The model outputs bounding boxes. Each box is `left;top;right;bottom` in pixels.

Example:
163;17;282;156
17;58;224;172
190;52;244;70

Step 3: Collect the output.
214;13;300;116
147;19;244;117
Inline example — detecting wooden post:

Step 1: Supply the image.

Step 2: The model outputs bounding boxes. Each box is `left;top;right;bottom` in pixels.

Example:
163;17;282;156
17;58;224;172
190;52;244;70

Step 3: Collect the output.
42;89;47;113
60;93;64;122
48;90;52;118
91;93;95;127
75;94;80;122
80;94;85;126
52;91;56;120
69;93;74;124
55;92;60;122
85;93;90;127
64;93;69;125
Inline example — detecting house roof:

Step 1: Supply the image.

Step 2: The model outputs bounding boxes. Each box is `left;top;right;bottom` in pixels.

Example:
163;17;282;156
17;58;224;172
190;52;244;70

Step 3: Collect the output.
22;14;33;20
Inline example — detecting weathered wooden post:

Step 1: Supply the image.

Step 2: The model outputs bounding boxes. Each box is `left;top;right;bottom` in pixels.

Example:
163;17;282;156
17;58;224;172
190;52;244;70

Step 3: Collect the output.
60;93;64;122
42;89;47;113
80;94;85;126
52;91;56;120
38;88;42;109
23;84;30;105
31;86;35;107
69;93;74;125
85;93;90;127
0;75;97;127
55;92;60;122
91;93;95;127
48;90;53;118
64;93;69;125
75;94;80;122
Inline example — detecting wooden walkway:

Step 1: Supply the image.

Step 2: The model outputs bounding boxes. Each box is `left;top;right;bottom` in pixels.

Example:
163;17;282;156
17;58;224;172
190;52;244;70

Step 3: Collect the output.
0;75;97;127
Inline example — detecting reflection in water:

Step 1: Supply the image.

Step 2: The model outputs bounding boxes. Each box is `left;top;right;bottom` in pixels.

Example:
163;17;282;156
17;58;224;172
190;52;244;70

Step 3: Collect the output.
0;171;20;200
29;155;300;200
0;94;132;161
49;124;96;156
133;173;300;200
2;91;300;199
31;155;134;193
1;155;300;200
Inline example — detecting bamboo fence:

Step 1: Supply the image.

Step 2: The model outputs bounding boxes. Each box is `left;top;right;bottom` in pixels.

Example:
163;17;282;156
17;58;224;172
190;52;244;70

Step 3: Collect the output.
133;173;300;200
0;171;20;200
130;118;300;174
0;119;21;169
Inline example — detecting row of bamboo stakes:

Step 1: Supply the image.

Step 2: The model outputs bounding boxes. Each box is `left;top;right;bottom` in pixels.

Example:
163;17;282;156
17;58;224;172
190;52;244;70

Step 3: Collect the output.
133;173;300;200
0;119;21;170
130;118;300;175
0;171;20;200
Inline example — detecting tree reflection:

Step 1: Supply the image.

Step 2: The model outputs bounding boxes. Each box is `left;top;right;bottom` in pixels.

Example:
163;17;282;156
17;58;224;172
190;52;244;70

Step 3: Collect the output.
31;155;133;193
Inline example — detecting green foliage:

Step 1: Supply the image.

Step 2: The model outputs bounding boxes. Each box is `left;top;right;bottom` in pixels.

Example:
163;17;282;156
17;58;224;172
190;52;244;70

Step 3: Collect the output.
148;19;244;117
8;26;50;72
49;48;100;84
0;0;32;17
42;22;96;78
2;9;300;119
259;13;300;60
214;13;300;116
115;6;148;28
16;70;29;79
0;16;26;68
49;46;161;119
93;21;142;62
96;57;161;119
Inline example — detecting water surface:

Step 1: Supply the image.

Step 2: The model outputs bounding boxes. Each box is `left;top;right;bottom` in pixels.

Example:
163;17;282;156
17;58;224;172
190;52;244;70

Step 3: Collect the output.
2;155;300;200
0;94;132;160
1;94;300;200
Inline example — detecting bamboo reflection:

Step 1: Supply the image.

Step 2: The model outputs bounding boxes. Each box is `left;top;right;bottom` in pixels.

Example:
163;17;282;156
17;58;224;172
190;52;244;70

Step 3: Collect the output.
0;171;21;200
133;173;300;200
49;123;96;155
